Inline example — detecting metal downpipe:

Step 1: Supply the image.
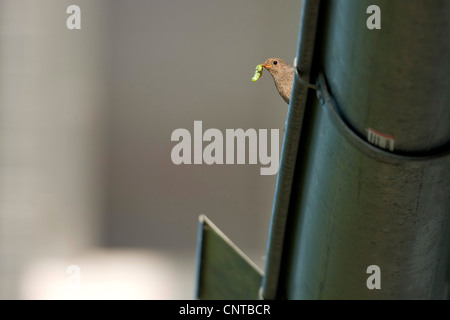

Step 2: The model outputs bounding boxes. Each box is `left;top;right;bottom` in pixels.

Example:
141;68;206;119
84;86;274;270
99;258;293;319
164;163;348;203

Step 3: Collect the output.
280;0;450;299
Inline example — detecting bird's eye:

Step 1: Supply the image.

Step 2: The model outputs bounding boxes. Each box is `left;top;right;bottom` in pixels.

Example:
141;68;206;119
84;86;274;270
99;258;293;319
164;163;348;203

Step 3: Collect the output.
273;60;278;65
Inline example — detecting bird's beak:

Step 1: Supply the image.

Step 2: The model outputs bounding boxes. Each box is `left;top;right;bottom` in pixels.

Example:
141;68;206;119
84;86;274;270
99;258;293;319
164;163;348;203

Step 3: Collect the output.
262;64;272;69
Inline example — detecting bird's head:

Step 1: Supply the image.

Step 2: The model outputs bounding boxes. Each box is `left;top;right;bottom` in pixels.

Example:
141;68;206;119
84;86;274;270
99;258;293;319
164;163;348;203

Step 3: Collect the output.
261;57;290;76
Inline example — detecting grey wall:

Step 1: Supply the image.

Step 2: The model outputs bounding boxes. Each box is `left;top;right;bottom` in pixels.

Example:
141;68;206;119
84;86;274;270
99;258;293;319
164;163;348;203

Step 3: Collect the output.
104;0;302;257
0;0;303;298
0;0;108;298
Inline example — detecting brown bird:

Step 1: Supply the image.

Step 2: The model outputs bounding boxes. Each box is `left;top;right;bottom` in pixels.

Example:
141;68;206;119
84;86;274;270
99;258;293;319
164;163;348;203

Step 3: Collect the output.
262;57;294;104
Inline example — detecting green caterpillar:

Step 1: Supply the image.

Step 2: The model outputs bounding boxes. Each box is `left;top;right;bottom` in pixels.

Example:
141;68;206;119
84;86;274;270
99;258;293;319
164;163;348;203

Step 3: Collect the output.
252;64;263;82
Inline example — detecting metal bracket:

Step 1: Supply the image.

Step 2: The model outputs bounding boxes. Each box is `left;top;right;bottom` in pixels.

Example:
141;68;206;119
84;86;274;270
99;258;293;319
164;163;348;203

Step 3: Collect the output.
294;57;318;90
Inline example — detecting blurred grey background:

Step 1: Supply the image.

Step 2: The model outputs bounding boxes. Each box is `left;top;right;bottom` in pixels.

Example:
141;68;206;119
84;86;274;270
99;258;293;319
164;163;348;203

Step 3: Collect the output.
0;0;302;299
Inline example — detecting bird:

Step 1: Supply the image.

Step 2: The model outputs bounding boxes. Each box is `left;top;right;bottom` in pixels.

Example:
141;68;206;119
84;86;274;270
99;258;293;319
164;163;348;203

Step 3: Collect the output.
261;57;294;104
